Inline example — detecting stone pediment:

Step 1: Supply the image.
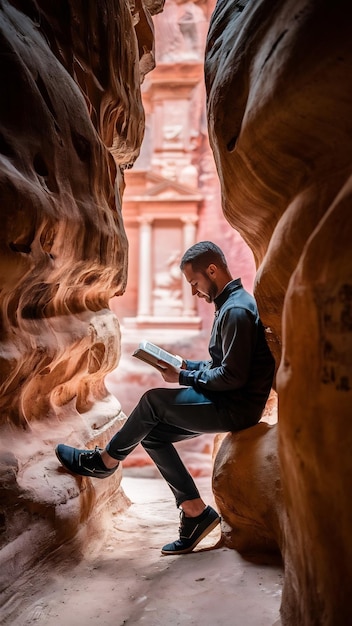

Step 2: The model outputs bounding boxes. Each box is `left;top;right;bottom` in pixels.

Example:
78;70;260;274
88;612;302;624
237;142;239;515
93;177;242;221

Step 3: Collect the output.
125;177;202;202
143;178;203;201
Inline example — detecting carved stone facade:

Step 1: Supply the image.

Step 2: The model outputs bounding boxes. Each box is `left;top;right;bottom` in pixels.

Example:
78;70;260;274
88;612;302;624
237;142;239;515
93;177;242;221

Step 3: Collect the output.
121;172;202;330
115;0;255;334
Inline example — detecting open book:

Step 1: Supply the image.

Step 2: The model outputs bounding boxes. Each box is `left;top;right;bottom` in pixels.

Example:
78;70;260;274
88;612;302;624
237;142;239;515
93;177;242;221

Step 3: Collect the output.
132;341;183;371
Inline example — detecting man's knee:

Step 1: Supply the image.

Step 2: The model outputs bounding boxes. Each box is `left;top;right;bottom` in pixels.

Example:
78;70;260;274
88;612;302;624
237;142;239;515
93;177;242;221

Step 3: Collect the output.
138;387;167;412
141;436;162;451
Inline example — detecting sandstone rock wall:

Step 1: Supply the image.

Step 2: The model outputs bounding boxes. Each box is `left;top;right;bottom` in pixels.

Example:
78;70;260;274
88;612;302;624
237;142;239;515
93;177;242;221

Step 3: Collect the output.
0;0;158;593
206;0;352;624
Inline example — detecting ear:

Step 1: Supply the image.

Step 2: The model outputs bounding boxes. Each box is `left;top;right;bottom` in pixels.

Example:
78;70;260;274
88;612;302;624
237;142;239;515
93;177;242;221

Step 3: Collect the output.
206;263;217;277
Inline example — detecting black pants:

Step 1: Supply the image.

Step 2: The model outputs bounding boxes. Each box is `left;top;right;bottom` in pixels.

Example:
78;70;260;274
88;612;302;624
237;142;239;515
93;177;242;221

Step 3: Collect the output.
106;386;250;507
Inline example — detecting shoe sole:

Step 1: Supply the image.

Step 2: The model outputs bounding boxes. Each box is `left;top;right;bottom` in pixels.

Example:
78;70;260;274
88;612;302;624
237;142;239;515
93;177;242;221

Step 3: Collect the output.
161;516;221;555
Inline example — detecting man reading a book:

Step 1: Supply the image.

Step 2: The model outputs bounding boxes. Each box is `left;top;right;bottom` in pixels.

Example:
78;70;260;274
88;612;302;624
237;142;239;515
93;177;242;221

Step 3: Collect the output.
56;241;275;554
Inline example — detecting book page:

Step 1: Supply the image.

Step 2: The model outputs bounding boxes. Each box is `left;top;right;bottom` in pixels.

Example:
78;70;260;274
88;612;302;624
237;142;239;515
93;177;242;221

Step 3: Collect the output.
133;341;183;370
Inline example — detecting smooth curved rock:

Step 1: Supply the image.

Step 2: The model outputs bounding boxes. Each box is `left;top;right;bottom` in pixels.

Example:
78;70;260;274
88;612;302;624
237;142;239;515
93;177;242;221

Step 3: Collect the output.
0;0;157;589
206;0;352;623
213;422;282;563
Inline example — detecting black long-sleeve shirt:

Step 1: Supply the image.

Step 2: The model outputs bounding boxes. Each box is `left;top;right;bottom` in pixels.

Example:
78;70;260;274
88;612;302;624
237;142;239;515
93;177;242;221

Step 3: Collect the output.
179;279;275;422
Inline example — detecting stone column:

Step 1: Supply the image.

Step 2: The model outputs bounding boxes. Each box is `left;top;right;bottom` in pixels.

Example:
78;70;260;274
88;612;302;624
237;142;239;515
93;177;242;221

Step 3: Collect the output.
182;217;198;316
137;217;153;316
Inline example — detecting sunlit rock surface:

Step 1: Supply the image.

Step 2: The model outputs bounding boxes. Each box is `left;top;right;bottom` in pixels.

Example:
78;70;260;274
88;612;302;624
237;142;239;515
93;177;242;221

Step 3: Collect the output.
206;0;352;624
213;393;282;562
213;421;282;562
0;0;157;591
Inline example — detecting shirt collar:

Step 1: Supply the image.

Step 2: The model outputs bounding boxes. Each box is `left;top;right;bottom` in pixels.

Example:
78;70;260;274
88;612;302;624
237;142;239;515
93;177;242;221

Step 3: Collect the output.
214;278;242;310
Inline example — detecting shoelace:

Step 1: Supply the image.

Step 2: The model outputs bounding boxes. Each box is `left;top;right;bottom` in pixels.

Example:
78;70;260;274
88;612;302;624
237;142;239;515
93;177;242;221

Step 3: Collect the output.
90;446;102;456
78;446;101;467
178;510;186;536
178;510;200;539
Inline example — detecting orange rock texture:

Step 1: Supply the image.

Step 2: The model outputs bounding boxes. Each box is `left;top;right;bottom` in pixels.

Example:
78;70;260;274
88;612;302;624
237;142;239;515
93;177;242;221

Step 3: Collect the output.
0;0;157;591
206;0;352;624
213;421;282;562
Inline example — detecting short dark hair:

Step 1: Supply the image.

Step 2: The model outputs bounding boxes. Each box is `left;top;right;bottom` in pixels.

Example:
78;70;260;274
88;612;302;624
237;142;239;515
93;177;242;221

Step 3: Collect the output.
180;241;228;272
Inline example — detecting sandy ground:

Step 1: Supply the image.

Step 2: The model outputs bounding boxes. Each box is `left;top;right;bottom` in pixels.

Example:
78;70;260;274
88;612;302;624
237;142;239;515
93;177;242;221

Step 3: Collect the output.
2;472;283;626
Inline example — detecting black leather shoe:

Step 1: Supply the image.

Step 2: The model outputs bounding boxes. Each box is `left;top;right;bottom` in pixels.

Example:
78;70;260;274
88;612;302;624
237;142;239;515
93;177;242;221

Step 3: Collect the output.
55;444;118;479
161;505;220;555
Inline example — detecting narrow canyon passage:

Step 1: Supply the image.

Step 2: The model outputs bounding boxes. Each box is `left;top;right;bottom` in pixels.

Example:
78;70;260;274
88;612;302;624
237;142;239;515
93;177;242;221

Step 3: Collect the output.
2;474;283;626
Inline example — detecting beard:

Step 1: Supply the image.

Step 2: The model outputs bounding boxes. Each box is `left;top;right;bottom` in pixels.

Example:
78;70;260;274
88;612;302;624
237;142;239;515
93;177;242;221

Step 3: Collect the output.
197;275;219;303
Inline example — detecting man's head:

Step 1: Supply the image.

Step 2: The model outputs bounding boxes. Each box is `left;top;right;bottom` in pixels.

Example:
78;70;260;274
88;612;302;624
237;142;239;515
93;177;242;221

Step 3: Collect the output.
180;241;232;303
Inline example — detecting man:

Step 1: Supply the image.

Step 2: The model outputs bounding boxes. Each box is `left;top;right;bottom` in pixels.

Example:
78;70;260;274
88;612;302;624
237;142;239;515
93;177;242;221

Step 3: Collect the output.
56;241;275;555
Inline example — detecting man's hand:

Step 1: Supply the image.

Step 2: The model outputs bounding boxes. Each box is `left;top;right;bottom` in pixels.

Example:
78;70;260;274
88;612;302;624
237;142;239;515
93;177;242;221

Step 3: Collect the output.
158;359;186;383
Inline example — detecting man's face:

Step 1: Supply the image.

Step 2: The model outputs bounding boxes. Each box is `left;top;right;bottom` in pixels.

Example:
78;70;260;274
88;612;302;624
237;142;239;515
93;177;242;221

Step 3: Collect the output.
182;263;218;303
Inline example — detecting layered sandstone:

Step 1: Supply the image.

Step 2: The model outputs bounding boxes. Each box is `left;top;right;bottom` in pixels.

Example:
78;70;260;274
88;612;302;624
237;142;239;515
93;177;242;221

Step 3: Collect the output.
206;0;352;624
0;0;157;592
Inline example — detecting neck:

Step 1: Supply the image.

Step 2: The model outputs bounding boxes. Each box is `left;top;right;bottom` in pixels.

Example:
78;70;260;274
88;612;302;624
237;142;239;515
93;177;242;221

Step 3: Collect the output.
215;273;233;297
